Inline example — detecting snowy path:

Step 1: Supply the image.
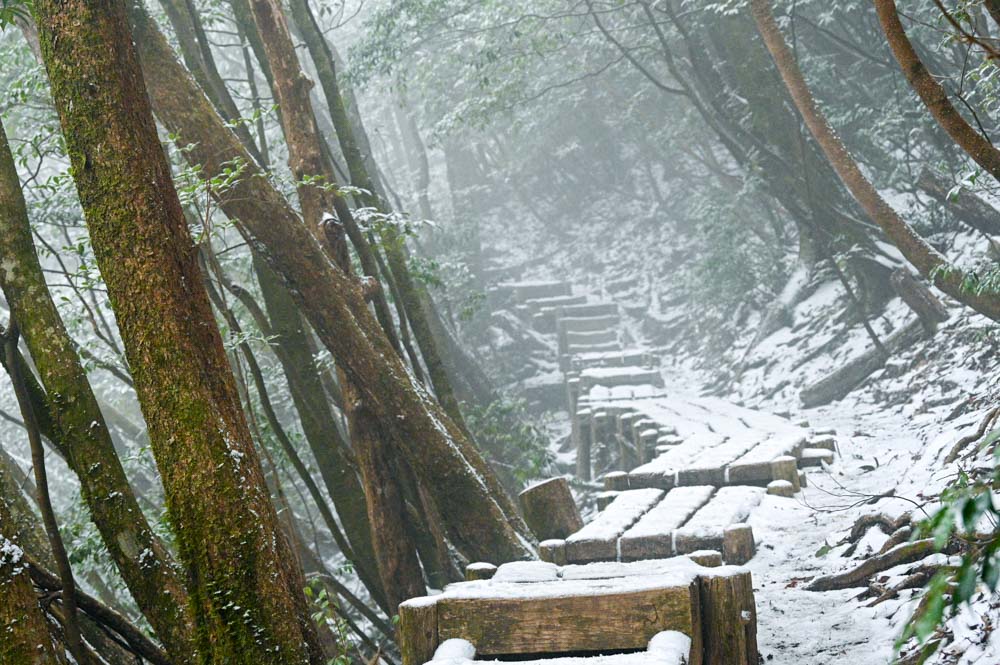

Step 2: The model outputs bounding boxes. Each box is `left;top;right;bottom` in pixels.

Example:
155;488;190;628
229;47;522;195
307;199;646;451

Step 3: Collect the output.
749;400;966;664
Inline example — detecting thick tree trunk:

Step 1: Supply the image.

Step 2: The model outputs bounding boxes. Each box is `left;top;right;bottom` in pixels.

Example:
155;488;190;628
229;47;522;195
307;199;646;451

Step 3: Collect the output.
750;0;1000;322
129;7;532;563
0;117;195;659
32;1;323;660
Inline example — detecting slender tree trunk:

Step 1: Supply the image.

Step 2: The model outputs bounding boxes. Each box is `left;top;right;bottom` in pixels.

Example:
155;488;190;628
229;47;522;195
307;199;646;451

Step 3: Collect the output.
285;0;480;434
0;116;195;658
156;0;262;162
876;1;1000;185
252;258;388;607
750;0;1000;322
243;0;430;602
33;0;324;660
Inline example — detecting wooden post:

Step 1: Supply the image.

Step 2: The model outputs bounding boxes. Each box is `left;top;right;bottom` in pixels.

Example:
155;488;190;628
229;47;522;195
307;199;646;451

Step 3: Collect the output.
465;563;498;581
399;597;439;665
769;455;800;492
698;570;758;665
604;471;630;491
722;525;755;565
518;477;584;540
687;550;723;567
539;539;567;565
576;408;592;481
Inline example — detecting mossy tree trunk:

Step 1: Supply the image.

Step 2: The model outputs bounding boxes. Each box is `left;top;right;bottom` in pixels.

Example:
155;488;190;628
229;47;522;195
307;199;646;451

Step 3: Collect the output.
0;498;63;664
129;5;534;564
152;1;387;609
32;0;324;660
0;117;196;659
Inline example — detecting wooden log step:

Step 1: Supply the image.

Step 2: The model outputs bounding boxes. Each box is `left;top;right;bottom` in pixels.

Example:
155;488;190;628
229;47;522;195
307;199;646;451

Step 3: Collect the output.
431;574;701;659
571;349;654;370
673;487;764;557
524;294;587;314
400;555;758;665
799;447;835;467
580;366;664;389
558;314;622;334
565;488;664;563
566;341;623;356
566;328;619;346
558;302;620;318
725;432;807;485
618;486;717;561
501;280;572;301
629;433;728;490
677;437;764;487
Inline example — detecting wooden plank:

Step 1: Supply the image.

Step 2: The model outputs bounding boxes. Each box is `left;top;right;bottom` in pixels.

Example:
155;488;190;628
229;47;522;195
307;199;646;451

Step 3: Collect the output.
558;302;619;318
677;437;761;487
565;489;663;563
436;580;701;661
674;487;764;555
618;486;716;561
628;433;727;490
726;433;806;485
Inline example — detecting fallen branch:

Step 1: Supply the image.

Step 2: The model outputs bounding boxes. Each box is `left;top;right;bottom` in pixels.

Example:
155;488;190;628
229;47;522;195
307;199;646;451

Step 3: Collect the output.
807;539;936;591
944;406;1000;463
28;556;170;665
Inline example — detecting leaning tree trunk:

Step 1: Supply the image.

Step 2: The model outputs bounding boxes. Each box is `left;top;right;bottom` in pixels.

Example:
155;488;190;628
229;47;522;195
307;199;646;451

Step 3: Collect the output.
283;0;482;434
876;0;1000;186
128;4;533;564
32;0;324;661
750;0;1000;322
244;0;429;603
0;116;196;659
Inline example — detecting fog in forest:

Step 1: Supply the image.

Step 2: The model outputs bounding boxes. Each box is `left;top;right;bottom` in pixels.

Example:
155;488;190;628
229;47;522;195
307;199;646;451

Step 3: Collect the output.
1;1;1000;663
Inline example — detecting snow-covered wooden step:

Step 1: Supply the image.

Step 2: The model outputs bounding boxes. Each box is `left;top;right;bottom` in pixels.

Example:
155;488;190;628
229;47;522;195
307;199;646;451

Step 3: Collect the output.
524;293;587;314
580;366;663;390
626;433;728;490
565;489;664;563
567;328;619;347
558;302;620;319
558;314;622;333
726;432;807;484
799;447;835;467
399;556;759;665
673;487;764;556
618;486;717;562
571;349;654;370
567;341;623;355
425;632;692;665
504;280;572;301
